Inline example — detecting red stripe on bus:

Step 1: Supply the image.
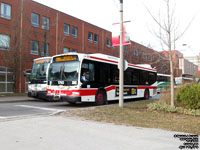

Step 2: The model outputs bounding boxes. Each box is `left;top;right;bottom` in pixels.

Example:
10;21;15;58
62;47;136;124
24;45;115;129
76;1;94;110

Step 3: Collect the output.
47;85;116;97
137;86;157;89
128;64;157;72
105;85;116;92
89;56;118;64
60;89;97;96
89;56;157;72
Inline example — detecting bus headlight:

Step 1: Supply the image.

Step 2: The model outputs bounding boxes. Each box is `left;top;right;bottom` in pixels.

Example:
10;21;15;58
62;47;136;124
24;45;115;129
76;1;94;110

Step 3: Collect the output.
72;92;80;96
47;91;51;94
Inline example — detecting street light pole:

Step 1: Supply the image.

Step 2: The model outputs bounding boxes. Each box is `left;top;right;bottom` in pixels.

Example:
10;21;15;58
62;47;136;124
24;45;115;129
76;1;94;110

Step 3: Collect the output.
119;0;124;107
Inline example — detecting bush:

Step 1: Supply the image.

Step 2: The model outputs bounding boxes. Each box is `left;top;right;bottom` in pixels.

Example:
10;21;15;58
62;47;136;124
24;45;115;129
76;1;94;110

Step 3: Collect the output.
147;101;200;116
175;84;200;110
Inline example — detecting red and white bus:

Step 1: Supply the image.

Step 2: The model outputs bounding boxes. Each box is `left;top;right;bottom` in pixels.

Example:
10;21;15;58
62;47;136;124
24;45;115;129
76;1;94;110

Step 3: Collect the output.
46;53;157;105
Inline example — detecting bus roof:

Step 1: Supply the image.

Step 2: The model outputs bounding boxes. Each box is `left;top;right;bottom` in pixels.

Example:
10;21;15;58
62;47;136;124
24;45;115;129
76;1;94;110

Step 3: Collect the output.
34;56;52;61
33;57;52;64
157;73;171;77
52;53;157;72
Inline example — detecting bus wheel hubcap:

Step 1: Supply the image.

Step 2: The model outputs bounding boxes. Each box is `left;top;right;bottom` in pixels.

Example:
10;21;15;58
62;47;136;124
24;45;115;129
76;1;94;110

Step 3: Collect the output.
145;92;149;99
97;93;103;103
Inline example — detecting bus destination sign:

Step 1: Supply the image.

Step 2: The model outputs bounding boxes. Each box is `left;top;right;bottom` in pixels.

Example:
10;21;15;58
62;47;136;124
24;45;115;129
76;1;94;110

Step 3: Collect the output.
35;58;51;64
54;55;78;62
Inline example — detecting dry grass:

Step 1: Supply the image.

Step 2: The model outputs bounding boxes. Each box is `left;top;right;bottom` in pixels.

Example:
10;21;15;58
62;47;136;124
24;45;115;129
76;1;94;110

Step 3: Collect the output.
60;100;200;135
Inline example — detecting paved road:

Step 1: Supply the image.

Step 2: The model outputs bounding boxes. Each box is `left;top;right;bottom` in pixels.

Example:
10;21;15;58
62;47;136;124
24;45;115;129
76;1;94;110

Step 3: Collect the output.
0;100;92;119
0;116;183;150
0;95;160;119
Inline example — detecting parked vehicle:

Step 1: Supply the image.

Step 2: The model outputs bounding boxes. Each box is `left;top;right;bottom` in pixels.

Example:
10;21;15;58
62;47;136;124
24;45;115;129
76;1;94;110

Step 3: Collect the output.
28;57;52;100
157;73;170;93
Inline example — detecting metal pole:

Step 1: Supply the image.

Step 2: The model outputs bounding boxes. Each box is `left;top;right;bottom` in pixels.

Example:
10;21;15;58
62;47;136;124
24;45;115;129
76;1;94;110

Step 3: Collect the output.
19;0;24;93
119;0;124;107
56;12;58;54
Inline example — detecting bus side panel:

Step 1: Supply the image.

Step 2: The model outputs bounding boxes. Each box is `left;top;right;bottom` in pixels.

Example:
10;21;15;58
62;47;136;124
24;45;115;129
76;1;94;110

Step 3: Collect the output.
81;95;95;102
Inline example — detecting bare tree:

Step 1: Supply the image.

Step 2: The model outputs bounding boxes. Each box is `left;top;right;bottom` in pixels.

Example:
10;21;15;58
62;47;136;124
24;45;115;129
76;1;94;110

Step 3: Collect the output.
3;7;30;92
144;0;194;106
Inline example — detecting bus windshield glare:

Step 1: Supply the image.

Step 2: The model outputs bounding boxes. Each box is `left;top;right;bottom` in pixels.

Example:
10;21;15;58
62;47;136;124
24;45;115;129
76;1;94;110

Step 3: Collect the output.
30;62;49;80
48;61;80;82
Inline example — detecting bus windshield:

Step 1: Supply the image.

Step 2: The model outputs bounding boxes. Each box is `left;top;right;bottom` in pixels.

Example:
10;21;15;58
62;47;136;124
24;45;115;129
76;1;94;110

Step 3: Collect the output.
30;62;49;81
48;61;80;82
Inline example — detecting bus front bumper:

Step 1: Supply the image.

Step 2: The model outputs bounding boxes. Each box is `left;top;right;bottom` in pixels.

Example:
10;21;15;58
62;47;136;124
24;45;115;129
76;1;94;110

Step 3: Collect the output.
28;91;48;100
61;96;81;103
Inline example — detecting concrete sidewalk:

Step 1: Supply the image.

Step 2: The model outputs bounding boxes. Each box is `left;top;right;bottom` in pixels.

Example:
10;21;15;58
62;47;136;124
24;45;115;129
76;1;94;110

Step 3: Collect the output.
0;116;184;150
0;96;35;103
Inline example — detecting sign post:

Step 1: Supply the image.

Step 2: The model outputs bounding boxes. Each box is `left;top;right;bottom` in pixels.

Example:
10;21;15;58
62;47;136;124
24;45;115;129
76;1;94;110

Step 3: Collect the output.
119;0;124;108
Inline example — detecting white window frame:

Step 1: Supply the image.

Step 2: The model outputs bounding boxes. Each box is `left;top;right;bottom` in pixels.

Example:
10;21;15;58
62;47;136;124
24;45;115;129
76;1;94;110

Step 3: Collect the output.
42;16;49;30
1;3;11;19
41;42;49;56
30;40;39;55
0;34;10;50
64;24;70;36
107;38;111;47
0;67;14;93
31;13;39;27
94;34;98;44
72;26;77;38
63;47;70;54
88;32;93;42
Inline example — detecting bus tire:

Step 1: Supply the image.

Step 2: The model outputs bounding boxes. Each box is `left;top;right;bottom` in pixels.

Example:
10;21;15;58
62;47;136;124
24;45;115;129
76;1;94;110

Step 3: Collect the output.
95;90;107;106
144;89;149;100
68;102;76;105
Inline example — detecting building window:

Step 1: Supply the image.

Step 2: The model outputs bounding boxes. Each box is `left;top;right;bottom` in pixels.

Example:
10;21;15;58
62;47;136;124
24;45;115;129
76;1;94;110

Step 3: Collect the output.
0;67;14;93
94;34;98;44
124;45;128;51
30;40;39;55
42;16;49;30
72;26;77;38
88;32;93;42
135;49;138;56
107;38;111;47
63;47;70;54
142;51;146;59
1;3;11;19
72;49;77;53
31;13;39;27
133;47;139;56
64;24;70;36
0;34;10;50
41;43;49;56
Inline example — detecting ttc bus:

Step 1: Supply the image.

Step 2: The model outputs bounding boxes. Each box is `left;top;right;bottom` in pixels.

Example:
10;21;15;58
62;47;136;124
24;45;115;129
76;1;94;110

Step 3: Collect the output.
28;57;52;100
46;53;157;105
157;73;171;93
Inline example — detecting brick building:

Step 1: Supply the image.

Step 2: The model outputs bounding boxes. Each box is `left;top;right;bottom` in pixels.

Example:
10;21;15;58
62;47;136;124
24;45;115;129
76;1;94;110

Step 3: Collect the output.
0;0;170;93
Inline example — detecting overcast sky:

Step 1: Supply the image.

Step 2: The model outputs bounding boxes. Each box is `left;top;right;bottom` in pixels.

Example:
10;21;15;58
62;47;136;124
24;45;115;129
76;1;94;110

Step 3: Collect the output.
33;0;200;57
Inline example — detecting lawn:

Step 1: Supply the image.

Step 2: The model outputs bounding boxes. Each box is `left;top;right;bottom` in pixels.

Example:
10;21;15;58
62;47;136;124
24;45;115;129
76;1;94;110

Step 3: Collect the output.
60;99;200;135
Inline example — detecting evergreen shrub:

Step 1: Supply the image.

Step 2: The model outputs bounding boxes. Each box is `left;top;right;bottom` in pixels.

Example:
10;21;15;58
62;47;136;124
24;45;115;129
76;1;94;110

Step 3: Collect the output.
175;84;200;110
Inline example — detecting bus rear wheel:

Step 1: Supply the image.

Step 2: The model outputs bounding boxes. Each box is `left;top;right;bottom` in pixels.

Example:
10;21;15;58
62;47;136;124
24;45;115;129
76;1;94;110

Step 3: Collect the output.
144;89;149;100
95;90;106;105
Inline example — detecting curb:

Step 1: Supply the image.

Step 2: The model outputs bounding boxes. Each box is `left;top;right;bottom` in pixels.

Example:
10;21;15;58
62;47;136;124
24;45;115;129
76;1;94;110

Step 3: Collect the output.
0;99;33;104
0;96;36;103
